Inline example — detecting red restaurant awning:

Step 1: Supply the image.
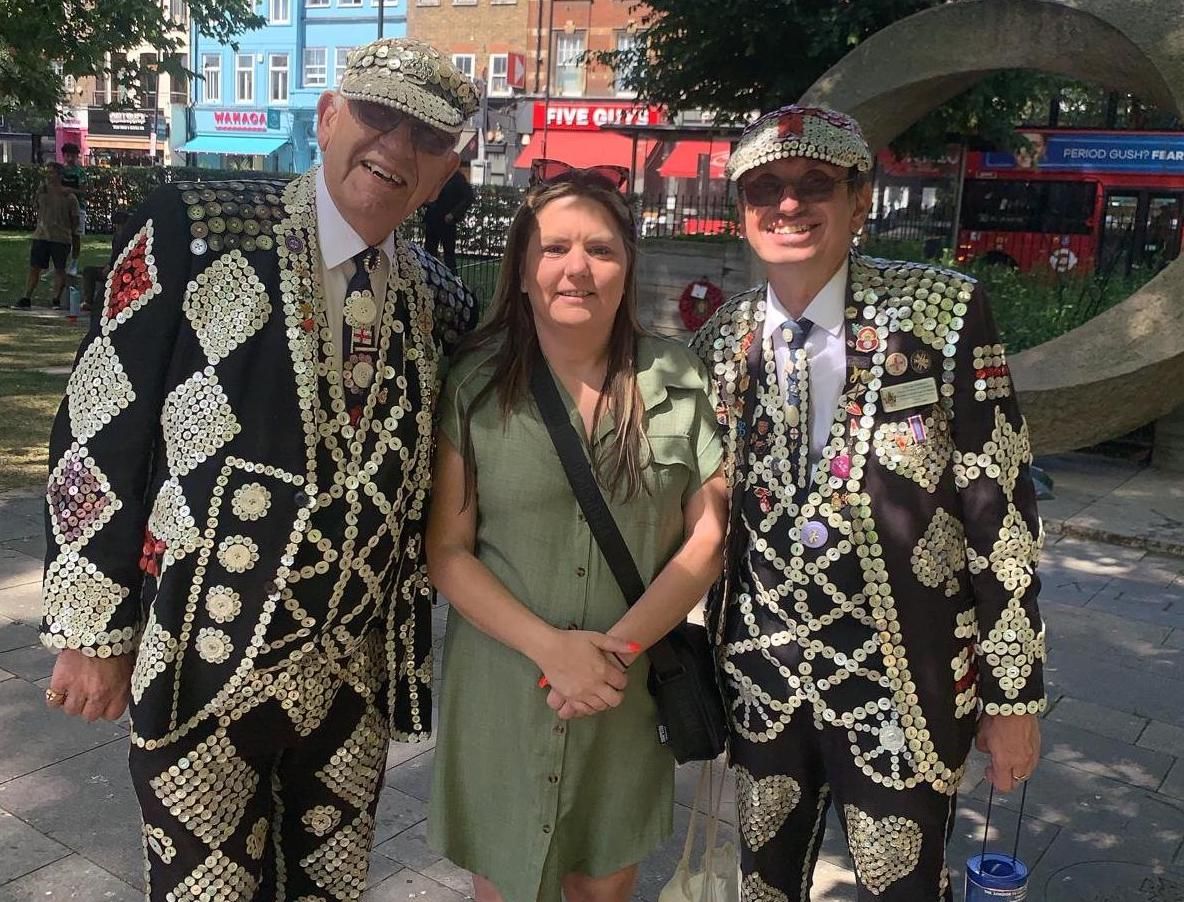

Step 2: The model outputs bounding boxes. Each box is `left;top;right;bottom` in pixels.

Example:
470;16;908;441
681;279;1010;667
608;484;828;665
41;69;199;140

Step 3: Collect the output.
657;140;731;180
514;131;655;172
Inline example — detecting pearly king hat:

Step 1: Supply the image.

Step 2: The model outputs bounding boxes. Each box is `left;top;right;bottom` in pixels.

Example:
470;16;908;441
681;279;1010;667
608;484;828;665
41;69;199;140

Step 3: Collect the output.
339;38;480;134
725;104;874;182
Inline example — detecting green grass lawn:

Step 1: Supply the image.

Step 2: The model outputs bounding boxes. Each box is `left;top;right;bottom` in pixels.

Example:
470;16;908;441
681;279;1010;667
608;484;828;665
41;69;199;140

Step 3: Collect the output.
0;230;101;490
0;311;88;491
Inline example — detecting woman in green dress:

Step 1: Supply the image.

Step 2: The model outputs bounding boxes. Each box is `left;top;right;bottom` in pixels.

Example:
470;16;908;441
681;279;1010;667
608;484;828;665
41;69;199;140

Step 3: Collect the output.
425;168;728;902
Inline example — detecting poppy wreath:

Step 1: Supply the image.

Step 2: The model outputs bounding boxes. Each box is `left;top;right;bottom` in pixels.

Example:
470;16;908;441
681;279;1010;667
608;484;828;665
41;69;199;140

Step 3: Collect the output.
678;279;724;331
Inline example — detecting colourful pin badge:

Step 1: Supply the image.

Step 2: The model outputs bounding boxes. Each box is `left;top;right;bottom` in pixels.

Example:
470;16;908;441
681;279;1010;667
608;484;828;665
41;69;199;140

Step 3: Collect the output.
832;453;852;479
802;520;829;549
908;414;927;443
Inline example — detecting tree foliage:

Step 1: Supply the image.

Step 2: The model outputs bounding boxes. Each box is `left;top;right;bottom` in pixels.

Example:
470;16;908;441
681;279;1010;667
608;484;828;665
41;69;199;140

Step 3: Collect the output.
0;0;264;118
597;0;1161;157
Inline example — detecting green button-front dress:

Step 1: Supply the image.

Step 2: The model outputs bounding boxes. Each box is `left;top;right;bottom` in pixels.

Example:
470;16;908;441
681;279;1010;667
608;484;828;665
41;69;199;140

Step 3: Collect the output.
427;335;724;902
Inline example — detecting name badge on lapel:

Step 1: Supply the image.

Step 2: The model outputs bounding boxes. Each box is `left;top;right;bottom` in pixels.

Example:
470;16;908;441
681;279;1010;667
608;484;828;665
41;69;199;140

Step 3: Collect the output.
881;377;939;413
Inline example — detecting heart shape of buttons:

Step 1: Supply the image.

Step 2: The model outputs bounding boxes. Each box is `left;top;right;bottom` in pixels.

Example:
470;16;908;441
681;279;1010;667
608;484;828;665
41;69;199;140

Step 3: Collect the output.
736;766;801;852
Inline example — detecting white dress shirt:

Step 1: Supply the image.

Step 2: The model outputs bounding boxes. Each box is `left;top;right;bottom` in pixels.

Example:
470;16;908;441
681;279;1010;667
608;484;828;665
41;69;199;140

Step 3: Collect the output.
763;259;849;460
315;167;397;371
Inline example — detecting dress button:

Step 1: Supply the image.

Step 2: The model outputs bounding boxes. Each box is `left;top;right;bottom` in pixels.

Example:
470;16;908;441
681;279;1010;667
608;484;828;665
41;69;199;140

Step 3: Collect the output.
553;724;566;735
576;567;586;577
542;824;552;834
547;774;559;784
294;490;309;506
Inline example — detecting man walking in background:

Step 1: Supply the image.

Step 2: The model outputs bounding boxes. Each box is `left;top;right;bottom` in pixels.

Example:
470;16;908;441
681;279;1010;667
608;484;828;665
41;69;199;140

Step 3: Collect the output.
423;165;474;273
16;162;80;309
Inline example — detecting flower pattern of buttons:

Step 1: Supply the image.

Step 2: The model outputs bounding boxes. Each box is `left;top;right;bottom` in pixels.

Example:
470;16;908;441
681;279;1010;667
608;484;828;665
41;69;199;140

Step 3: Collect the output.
231;483;271;521
217;535;260;573
196;627;234;664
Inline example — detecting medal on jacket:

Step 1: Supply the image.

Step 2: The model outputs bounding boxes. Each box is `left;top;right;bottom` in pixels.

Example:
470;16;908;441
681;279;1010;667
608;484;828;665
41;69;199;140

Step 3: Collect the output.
345;289;379;353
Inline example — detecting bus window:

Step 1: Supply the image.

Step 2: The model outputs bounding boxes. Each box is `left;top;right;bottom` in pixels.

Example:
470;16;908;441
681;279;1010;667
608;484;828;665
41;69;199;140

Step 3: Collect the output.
1038;182;1095;234
963;179;1095;234
962;181;1036;231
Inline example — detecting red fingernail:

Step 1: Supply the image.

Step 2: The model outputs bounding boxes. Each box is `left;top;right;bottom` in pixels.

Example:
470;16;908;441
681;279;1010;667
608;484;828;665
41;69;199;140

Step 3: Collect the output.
538;676;549;688
627;642;642;653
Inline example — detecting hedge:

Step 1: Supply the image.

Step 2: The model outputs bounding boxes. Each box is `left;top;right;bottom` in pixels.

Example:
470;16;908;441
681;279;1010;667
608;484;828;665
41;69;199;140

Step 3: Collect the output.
0;163;528;255
0;164;303;234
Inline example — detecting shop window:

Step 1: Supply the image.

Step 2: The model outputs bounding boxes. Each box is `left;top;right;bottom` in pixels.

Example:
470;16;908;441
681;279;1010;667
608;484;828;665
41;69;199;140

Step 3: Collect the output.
236;53;254;103
489;53;509;96
334;47;354;86
304;48;327;87
202;53;221;104
552;31;585;97
269;53;289;103
451;55;475;79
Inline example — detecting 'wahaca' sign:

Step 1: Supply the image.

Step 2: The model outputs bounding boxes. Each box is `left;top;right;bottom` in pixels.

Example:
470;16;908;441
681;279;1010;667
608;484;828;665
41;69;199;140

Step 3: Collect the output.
212;110;269;132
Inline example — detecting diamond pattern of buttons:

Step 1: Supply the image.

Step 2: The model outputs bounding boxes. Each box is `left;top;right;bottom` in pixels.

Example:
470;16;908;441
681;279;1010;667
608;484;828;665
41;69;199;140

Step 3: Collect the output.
66;336;136;443
160;370;241;477
47;446;121;549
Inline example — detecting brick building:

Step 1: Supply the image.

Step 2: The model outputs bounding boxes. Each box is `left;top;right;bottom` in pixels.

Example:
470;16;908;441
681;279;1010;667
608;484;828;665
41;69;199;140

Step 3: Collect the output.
407;0;655;185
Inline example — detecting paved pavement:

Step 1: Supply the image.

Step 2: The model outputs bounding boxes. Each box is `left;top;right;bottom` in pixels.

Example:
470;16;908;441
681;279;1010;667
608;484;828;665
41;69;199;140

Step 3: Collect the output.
2;458;1184;901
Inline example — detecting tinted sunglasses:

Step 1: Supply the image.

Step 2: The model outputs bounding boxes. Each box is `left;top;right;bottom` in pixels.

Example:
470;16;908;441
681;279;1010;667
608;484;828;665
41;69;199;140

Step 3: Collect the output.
739;171;856;206
530;158;630;192
348;100;455;156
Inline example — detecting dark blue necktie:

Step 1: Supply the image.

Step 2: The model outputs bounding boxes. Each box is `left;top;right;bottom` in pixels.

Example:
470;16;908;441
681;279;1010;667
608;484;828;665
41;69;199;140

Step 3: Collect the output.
780;316;814;492
342;247;382;415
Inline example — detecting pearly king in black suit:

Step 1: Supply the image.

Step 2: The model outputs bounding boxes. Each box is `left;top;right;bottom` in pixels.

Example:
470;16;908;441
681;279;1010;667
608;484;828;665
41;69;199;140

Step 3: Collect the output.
40;163;476;898
690;252;1046;901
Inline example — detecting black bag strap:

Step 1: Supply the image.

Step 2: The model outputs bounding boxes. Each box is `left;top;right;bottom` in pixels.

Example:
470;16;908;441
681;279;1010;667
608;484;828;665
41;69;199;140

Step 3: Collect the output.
530;361;646;604
529;361;684;679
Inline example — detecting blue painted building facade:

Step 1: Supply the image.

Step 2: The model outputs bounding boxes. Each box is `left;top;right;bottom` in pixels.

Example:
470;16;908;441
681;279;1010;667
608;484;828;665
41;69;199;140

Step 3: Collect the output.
183;0;405;172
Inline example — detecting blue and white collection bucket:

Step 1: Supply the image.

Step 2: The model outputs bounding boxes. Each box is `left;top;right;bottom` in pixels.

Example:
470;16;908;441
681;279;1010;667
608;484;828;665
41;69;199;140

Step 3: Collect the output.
965;851;1029;901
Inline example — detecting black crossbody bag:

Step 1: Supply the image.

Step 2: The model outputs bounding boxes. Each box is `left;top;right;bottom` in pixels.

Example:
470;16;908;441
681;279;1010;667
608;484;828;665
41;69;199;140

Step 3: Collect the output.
529;363;727;764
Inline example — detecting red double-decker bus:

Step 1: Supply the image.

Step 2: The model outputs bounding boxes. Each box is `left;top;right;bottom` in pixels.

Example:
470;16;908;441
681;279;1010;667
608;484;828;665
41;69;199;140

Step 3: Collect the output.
956;129;1184;275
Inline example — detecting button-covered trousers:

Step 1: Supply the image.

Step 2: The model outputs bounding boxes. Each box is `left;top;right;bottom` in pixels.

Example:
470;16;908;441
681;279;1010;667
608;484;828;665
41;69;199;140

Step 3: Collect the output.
731;712;958;902
129;675;391;901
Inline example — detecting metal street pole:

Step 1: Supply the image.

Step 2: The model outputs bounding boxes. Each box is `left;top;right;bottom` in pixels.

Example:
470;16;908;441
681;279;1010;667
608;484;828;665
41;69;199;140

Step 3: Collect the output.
949;140;969;258
541;0;555;159
378;0;384;38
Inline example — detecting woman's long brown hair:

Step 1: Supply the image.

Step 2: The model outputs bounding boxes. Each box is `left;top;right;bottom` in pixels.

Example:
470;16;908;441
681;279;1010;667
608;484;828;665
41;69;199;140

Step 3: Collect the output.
455;177;647;508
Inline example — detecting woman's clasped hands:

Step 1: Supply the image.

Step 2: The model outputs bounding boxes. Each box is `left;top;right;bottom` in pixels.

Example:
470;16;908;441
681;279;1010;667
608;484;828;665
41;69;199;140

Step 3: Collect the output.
535;628;641;720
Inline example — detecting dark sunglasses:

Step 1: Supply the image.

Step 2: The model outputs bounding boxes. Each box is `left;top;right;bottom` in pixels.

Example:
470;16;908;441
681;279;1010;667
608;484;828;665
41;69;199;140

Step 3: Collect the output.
530;158;630;192
739;171;857;206
348;100;455;156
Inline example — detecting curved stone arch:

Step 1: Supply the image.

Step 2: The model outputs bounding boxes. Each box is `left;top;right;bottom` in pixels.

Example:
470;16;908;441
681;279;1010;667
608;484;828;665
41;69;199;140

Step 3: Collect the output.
802;0;1184;454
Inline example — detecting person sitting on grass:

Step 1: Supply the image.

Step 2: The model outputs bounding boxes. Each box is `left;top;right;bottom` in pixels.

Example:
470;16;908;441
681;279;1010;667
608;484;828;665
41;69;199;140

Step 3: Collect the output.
16;163;80;310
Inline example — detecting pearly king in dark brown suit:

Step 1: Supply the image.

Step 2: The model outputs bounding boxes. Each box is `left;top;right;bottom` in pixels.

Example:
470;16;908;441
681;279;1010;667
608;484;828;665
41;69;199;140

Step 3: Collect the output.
690;252;1046;901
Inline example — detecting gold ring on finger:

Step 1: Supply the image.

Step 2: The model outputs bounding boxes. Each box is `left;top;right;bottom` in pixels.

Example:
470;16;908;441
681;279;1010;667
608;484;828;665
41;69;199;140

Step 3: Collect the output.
45;688;68;706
